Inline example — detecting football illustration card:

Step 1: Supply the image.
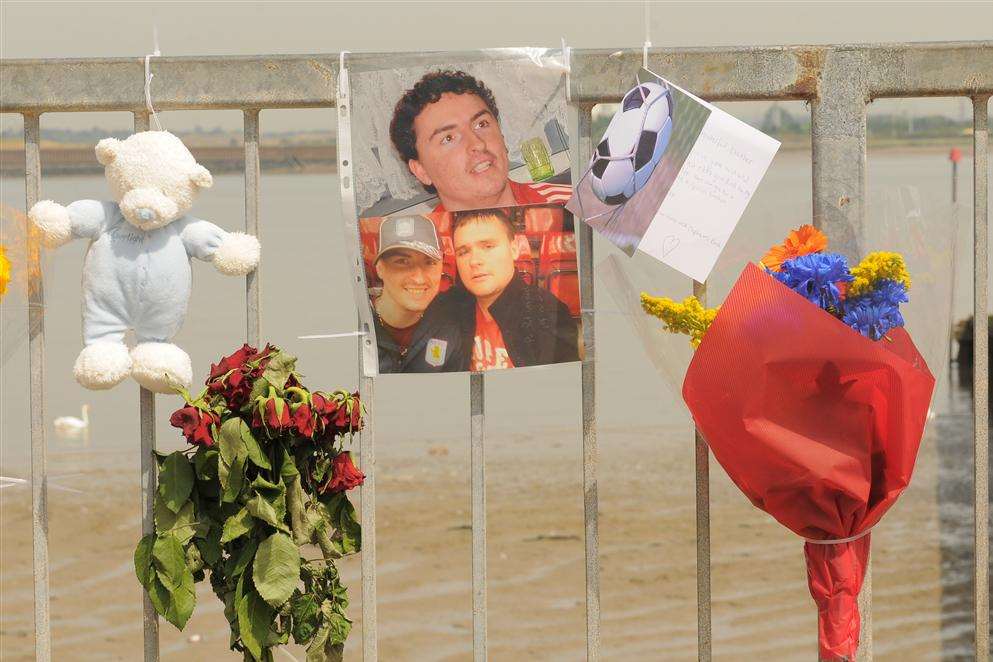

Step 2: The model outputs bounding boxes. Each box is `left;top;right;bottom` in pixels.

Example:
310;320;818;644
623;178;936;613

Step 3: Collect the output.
567;68;780;282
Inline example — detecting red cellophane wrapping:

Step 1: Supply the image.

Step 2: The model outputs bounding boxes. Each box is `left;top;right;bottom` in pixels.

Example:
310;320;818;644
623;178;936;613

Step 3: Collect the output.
683;264;935;660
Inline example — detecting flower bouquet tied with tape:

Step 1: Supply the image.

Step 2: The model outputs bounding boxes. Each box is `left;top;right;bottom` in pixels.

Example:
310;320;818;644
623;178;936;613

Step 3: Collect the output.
642;225;935;662
135;342;364;662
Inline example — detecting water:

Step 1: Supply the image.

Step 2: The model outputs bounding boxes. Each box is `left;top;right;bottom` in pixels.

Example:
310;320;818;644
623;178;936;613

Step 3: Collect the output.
0;148;988;658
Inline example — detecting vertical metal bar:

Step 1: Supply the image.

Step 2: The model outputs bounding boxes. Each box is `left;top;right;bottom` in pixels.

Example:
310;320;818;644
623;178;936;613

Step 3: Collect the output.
470;372;487;661
243;109;261;346
570;102;601;661
971;95;989;662
811;50;869;263
133;110;160;662
693;280;712;662
359;370;377;662
334;57;379;660
139;387;158;661
24;111;51;662
810;49;872;661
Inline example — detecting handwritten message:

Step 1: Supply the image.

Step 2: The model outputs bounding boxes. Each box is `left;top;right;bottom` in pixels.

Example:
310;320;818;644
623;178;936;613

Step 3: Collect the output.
636;77;781;282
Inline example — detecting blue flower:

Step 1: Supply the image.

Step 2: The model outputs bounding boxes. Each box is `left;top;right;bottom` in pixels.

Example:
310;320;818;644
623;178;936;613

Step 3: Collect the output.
841;285;906;341
771;253;853;311
861;279;909;308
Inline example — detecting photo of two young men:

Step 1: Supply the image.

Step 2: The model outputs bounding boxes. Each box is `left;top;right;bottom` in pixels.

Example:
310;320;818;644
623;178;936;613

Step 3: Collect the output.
352;56;583;374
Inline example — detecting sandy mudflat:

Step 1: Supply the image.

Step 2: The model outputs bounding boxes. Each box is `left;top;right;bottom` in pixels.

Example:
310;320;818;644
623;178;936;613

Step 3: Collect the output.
1;418;958;662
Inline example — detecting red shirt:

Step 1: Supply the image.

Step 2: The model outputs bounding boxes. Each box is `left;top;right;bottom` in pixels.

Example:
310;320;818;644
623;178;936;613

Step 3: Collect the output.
431;180;573;217
471;304;515;372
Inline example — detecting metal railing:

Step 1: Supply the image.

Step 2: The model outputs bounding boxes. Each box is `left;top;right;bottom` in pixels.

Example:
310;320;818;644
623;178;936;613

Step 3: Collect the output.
1;41;990;661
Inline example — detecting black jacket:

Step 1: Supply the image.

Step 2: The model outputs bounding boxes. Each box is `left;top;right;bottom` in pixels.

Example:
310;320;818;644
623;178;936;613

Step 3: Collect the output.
450;273;580;368
374;290;471;373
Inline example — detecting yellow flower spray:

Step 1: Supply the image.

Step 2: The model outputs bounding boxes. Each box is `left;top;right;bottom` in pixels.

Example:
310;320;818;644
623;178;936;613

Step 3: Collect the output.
848;251;911;297
640;293;718;348
0;244;10;297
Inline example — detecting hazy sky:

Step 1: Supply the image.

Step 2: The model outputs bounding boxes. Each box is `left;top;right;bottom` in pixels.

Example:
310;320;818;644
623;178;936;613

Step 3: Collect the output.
2;1;991;132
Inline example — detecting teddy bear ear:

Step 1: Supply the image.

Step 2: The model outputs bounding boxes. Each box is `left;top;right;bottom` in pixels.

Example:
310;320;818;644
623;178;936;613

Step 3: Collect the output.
94;138;120;166
190;164;213;190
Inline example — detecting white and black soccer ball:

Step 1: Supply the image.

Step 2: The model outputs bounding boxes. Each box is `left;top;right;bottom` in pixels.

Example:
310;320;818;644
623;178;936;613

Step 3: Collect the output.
588;81;675;206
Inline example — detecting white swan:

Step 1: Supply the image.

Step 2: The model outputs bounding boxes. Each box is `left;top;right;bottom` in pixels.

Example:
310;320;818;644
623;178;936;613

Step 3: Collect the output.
54;404;90;443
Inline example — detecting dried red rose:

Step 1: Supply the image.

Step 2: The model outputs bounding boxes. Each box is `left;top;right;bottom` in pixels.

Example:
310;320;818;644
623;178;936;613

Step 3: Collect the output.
208;343;258;382
169;405;219;447
292;402;316;438
320;452;365;494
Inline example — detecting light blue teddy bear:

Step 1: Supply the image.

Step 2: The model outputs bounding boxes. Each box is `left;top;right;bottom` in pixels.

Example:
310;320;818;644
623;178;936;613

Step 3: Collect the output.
28;131;260;393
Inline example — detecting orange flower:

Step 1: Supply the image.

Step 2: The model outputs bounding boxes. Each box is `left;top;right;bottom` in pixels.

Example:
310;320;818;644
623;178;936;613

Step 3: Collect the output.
760;225;828;272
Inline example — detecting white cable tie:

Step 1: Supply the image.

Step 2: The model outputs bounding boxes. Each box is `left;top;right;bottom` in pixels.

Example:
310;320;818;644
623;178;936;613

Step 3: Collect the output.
143;25;163;131
643;0;652;70
297;331;367;340
803;528;873;545
560;37;571;73
338;50;350;99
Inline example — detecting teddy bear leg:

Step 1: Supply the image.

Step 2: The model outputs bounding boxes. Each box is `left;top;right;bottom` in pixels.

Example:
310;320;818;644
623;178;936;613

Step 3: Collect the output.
130;342;193;393
73;341;132;390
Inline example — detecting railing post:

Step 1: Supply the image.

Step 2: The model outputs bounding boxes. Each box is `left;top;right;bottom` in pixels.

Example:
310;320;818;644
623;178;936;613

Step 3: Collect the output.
810;48;872;662
470;372;487;662
971;95;989;662
24;111;51;662
244;109;261;345
693;280;712;661
132;110;161;662
570;102;601;661
333;56;379;661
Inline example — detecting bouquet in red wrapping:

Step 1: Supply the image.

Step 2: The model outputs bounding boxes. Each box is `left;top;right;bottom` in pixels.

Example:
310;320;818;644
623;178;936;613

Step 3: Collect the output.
641;226;935;661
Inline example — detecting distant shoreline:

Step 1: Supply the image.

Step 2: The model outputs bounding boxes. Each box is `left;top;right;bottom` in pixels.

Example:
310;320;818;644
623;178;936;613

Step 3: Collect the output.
0;138;984;178
0;144;337;177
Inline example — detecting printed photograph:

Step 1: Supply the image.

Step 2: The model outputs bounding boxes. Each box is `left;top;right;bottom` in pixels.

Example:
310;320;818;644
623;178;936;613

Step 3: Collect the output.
567;68;711;256
350;54;581;373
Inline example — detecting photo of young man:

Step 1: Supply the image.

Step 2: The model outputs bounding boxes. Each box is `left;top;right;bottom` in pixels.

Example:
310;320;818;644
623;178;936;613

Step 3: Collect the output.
372;215;468;373
389;70;572;214
355;57;583;375
450;208;579;370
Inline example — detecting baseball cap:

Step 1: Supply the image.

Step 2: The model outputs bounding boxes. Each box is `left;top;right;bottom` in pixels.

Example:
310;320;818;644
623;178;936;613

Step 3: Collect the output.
375;215;442;263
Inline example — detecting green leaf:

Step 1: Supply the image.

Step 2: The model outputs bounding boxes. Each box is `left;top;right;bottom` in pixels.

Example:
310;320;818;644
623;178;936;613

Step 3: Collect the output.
252;532;300;608
247;493;290;533
306;625;330;662
326;610;352;646
219;417;247;467
147;558;196;630
221;507;255;544
237;589;274;661
248;375;272;406
290;593;321;644
241;421;271;470
193;447;219;481
323;494;361;555
279;446;299;481
229;539;259;579
158;452;194;515
154;498;196;546
134;534;156;588
185;543;204;575
262;351;296;390
152;534;189;593
197;527;223;567
147;575;172;621
220;454;246;504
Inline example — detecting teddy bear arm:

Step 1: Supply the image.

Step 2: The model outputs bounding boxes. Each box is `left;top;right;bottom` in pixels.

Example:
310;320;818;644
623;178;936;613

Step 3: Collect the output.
179;218;260;276
179;218;229;262
67;200;112;239
28;198;107;247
